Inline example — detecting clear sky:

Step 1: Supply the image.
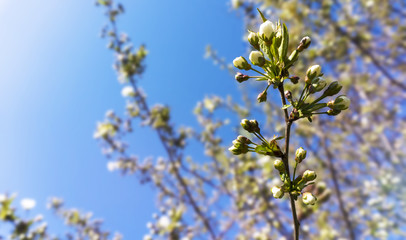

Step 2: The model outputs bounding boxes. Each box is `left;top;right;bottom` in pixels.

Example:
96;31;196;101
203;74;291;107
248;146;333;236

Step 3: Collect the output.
0;0;246;238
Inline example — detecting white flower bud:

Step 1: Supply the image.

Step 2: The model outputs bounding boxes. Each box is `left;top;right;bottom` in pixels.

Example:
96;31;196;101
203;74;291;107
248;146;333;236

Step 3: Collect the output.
303;170;317;181
247;31;260;50
21;198;36;210
306;65;322;81
297;36;311;52
249;51;266;66
121;86;135;97
233;56;251;70
271;186;284;199
302;192;317;205
295;147;307;163
333;95;350;110
273;160;285;172
312;80;327;92
259;20;275;42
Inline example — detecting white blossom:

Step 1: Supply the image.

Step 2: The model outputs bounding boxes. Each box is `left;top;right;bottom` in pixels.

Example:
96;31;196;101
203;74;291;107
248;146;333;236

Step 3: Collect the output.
121;86;135;97
21;198;36;210
302;192;317;205
259;20;275;42
157;215;171;229
271;186;284;198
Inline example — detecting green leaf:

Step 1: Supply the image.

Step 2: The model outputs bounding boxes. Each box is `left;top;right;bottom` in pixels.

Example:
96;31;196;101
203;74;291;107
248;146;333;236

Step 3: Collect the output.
257;8;267;22
273;135;285;140
255;144;269;155
281;104;291;110
279;23;289;64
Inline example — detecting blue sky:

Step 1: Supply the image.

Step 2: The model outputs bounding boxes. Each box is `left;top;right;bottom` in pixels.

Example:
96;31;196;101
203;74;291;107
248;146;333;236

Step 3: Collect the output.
0;0;246;238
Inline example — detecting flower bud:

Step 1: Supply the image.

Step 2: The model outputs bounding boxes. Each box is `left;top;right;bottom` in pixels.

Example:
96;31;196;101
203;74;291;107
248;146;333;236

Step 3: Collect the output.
233;56;251;70
312;80;327;93
237;135;252;144
303;170;317;181
249;119;260;133
322;81;342;97
290;109;299;120
240;119;250;131
229;145;242;155
297;36;311;52
241;119;261;133
295;147;307;163
257;90;267;103
274;23;282;48
284;90;292;100
271;186;284;199
289;76;300;84
327;100;335;109
235;72;249;83
259;20;275;42
249;51;266;67
333;95;350;110
302;192;317;205
327;109;341;116
273;159;285;172
306;65;322;81
247;31;260;50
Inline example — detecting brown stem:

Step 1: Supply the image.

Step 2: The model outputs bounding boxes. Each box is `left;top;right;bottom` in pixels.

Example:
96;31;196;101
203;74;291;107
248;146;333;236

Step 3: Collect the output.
278;85;300;240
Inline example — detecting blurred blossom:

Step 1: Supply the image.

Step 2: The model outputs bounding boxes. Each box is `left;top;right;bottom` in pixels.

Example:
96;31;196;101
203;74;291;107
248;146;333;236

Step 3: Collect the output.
121;86;135;97
20;198;36;210
157;215;171;229
107;161;120;172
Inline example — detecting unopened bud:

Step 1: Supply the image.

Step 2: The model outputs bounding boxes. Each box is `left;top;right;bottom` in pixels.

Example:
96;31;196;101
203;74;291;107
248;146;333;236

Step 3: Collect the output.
327;100;335;108
249;120;260;133
295;147;307;163
297;36;311;52
235;72;249;83
247;31;260;50
228;146;241;155
249;51;266;67
322;81;342;97
271;186;284;199
306;65;322;81
237;135;252;144
302;192;317;205
333;95;350;110
316;181;327;192
233;56;251;70
241;119;260;133
303;170;317;181
327;109;341;116
290;109;299;120
257;90;267;103
259;20;275;43
312;79;327;93
284;90;292;100
289;76;300;84
273;160;285;172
